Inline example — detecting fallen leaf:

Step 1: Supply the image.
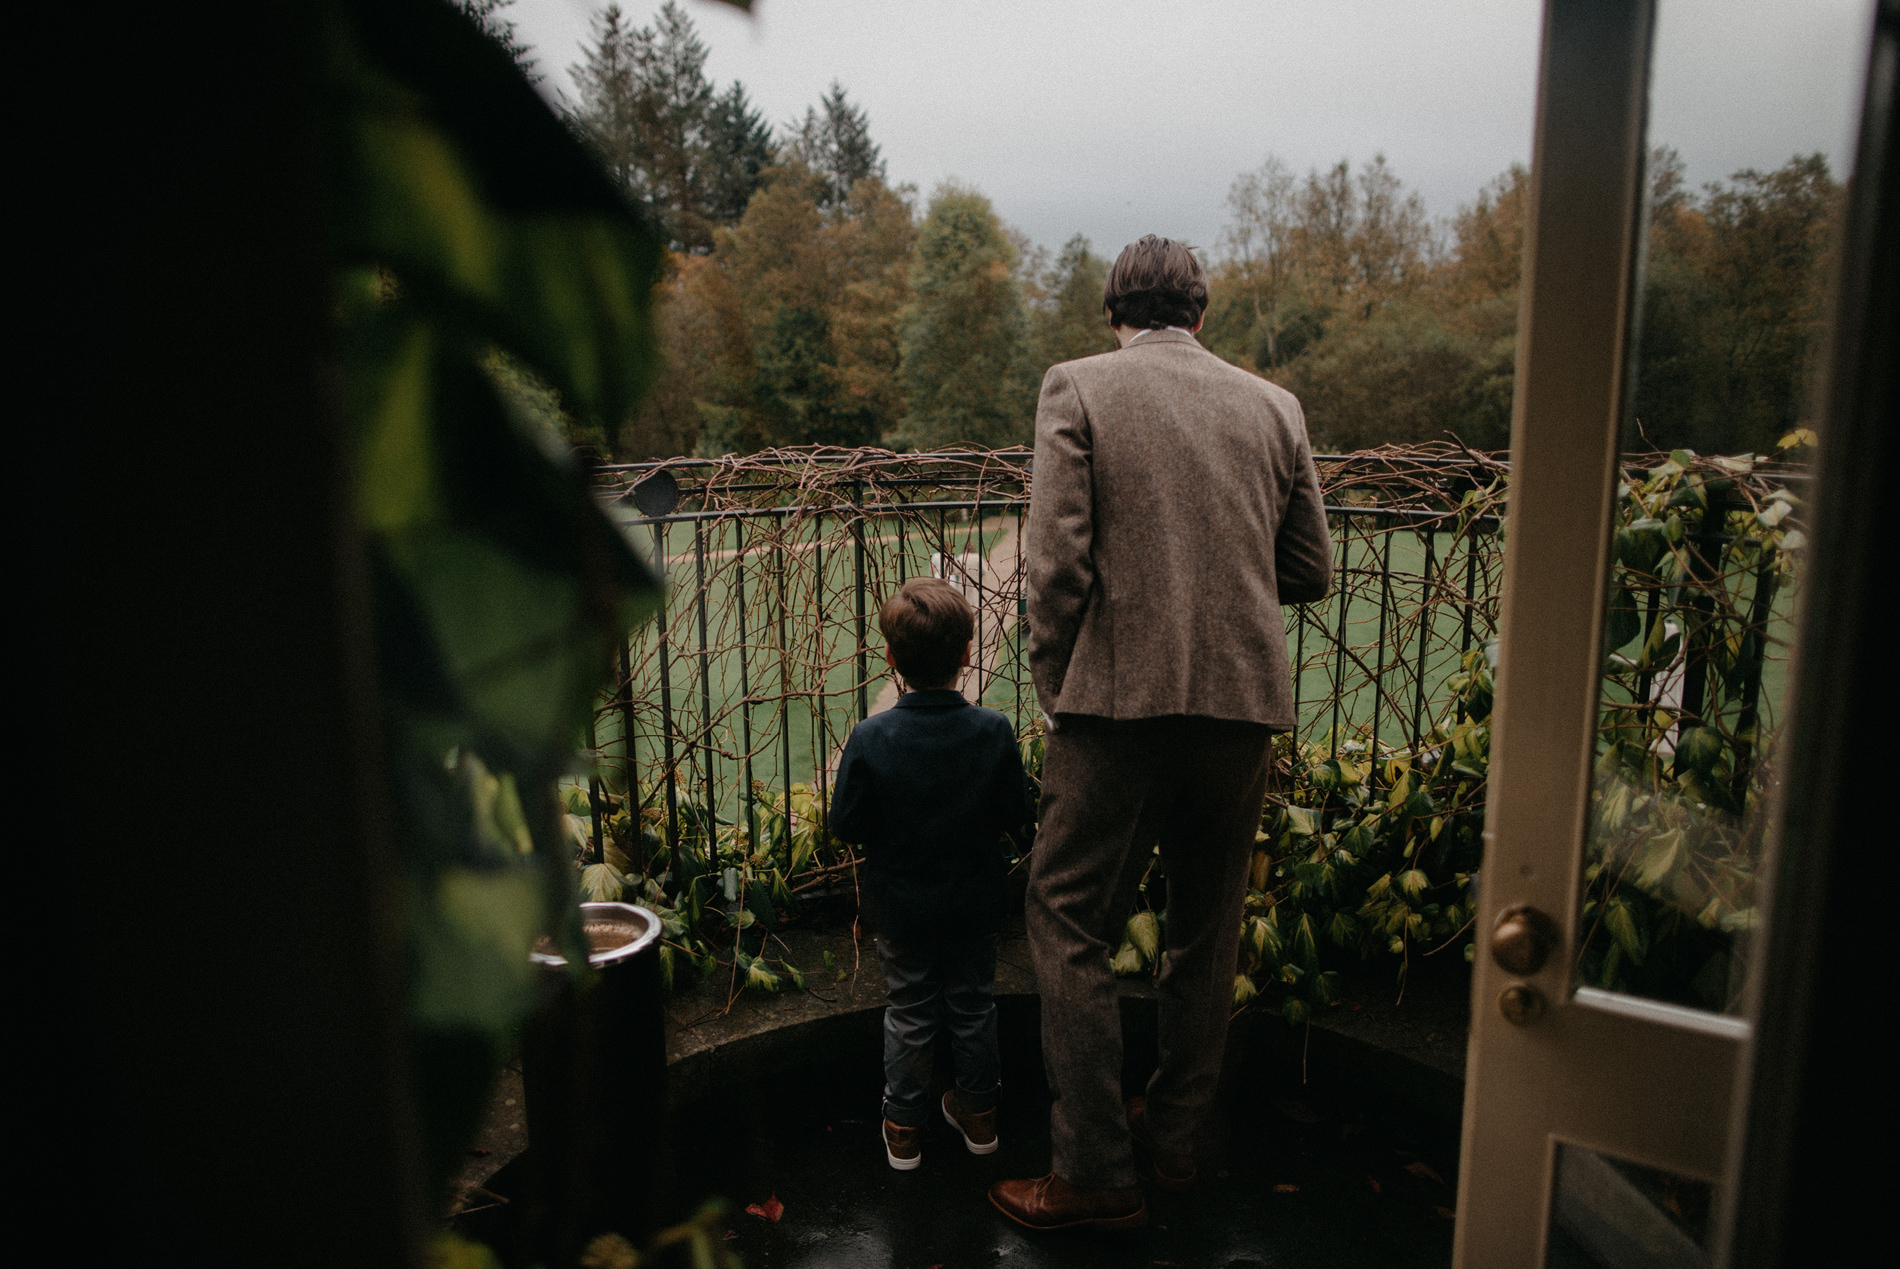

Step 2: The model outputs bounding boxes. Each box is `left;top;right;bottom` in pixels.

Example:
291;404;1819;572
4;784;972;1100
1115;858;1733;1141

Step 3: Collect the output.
1273;1183;1300;1193
1403;1160;1446;1186
1435;1205;1457;1220
1368;1176;1382;1193
745;1195;785;1222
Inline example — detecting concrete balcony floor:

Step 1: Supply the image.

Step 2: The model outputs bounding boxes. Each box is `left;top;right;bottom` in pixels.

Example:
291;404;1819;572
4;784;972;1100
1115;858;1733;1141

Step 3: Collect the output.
455;918;1471;1267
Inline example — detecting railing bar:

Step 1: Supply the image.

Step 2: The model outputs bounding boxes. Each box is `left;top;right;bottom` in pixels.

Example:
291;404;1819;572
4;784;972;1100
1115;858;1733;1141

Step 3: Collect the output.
586;707;603;865
813;512;829;819
652;521;681;891
1728;553;1781;799
974;489;986;696
614;500;1493;529
1374;528;1393;754
695;518;716;873
854;485;869;722
1412;529;1435;749
734;519;758;858
776;512;792;850
1331;514;1352;761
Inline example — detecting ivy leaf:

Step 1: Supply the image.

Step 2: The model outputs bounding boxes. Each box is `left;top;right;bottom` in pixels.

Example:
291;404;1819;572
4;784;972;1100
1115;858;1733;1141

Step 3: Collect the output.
1605;898;1646;966
1634;829;1684;891
578;861;626;903
1126;910;1160;963
1674;726;1725;780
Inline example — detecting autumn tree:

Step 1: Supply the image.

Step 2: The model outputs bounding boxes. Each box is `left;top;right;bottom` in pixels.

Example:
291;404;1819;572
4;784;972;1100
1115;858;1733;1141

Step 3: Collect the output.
681;162;915;454
1441;163;1528;310
1633;152;1842;454
1292;155;1432;321
1218;155;1300;369
895;184;1035;450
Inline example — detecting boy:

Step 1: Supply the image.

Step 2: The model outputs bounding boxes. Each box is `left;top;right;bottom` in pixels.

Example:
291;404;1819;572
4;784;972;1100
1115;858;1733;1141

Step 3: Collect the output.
830;577;1035;1171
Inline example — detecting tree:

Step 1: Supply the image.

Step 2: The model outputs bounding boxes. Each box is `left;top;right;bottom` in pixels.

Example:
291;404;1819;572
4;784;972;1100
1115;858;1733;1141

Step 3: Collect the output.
685;163;914;454
785;82;887;209
568;5;643;193
896;183;1035;450
1220;155;1299;368
566;1;771;252
1292;155;1431;322
1632;153;1842;454
1442;163;1528;308
1033;234;1115;370
1281;305;1513;451
702;81;775;225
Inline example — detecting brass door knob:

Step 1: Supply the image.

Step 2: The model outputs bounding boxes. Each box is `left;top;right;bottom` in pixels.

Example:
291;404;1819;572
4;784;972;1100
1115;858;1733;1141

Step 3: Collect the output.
1498;983;1547;1025
1491;904;1558;976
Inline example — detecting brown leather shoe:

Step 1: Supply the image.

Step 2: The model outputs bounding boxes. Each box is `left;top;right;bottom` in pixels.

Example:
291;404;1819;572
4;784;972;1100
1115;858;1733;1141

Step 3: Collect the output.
988;1173;1147;1231
942;1090;999;1155
1125;1096;1197;1191
883;1118;922;1171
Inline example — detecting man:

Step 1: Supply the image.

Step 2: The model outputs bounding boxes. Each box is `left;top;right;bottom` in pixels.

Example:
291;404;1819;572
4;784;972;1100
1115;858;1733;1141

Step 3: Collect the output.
989;236;1333;1231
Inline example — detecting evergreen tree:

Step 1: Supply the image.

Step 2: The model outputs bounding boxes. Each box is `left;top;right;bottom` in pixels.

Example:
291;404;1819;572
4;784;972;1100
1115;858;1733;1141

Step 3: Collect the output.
568;5;645;194
703;81;775;225
786;82;887;208
896;184;1034;450
567;2;771;251
455;0;537;81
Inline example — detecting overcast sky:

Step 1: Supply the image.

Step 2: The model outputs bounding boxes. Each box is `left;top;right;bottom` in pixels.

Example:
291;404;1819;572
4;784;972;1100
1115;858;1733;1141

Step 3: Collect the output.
508;0;1872;259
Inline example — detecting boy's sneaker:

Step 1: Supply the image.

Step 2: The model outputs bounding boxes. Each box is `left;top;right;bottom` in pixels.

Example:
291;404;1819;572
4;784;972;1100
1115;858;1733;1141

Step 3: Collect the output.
942;1090;999;1155
884;1118;923;1170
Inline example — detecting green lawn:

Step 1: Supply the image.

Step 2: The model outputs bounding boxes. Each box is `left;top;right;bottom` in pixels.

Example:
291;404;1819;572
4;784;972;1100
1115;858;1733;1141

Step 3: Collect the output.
591;509;1800;836
594;510;1014;838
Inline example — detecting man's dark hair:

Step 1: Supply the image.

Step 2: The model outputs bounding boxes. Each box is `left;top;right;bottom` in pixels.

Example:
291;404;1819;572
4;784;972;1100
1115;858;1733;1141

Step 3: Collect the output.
879;577;974;689
1103;234;1208;329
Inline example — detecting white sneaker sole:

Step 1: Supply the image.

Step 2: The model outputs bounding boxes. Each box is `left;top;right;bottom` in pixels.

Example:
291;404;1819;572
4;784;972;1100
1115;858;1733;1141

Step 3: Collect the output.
885;1144;922;1171
942;1095;1000;1155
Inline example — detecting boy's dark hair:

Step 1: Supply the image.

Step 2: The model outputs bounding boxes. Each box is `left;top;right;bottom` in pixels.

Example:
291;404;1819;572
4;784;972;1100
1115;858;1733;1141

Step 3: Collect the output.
880;577;974;689
1103;234;1208;329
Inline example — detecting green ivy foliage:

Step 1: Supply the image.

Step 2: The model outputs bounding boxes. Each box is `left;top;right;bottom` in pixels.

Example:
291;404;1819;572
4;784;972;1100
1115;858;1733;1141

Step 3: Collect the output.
1575;441;1805;1010
328;0;665;1202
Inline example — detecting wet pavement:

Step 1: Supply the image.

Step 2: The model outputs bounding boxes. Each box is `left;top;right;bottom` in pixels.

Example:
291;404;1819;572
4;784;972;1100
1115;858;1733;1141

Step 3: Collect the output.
455;920;1471;1267
669;1043;1459;1269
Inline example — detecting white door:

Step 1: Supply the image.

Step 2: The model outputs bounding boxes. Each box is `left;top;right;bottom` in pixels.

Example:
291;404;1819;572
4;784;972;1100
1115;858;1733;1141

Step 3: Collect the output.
1453;1;1870;1264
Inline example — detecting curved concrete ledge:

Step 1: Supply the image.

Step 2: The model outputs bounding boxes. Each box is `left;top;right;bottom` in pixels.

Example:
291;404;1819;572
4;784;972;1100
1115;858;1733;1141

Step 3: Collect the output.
662;923;1470;1128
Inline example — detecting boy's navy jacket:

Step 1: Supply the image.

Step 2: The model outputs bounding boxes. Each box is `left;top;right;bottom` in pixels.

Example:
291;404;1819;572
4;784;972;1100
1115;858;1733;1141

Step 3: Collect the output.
829;689;1033;943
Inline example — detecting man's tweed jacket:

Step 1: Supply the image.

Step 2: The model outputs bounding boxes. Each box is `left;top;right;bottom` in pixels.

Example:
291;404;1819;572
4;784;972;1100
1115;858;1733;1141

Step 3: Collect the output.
1026;328;1333;728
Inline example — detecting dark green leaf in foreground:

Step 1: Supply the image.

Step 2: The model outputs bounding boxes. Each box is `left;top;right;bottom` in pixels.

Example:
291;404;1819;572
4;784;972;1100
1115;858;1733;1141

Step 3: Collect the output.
326;0;666;1205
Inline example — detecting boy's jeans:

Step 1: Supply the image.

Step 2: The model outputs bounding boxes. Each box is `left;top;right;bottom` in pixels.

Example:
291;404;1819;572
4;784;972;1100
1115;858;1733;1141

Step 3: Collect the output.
875;932;1000;1127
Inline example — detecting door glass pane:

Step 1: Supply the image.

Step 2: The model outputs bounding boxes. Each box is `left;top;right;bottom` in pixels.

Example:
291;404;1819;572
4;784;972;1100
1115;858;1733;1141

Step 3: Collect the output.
1578;0;1869;1012
1546;1143;1709;1268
